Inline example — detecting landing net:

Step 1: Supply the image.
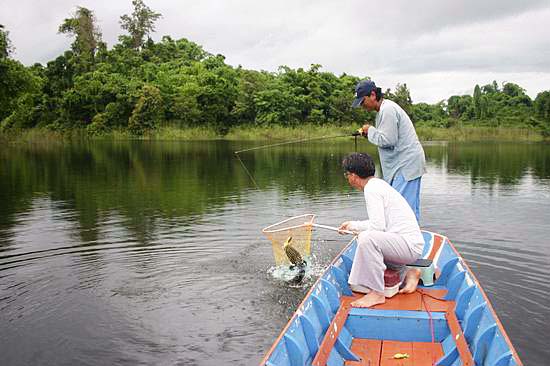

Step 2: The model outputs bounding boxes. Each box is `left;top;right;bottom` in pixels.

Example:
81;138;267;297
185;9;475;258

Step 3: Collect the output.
262;214;315;266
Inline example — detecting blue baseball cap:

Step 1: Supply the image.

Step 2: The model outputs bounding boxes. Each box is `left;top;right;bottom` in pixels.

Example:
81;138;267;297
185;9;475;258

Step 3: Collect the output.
351;80;377;108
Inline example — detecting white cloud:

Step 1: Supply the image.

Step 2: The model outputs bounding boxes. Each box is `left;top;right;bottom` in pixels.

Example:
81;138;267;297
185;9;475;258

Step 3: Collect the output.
1;0;549;103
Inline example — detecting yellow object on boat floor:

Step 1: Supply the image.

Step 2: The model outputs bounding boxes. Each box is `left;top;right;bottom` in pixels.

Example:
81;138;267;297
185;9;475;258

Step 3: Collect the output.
393;353;410;359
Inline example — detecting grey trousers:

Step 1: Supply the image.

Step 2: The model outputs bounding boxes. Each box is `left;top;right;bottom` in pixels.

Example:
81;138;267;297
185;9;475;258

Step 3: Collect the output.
348;231;421;293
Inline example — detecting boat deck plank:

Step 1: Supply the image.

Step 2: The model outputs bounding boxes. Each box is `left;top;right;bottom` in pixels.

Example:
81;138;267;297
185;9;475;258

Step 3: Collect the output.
342;288;449;312
345;339;443;366
411;342;444;365
346;339;382;366
419;290;450;312
380;341;414;366
372;292;422;311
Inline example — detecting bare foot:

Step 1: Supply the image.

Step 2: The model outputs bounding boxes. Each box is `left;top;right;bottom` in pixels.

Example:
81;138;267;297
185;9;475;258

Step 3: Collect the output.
351;291;385;308
399;268;421;294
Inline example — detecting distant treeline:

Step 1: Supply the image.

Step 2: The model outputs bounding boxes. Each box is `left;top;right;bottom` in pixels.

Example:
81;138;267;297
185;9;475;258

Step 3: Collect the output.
1;1;550;136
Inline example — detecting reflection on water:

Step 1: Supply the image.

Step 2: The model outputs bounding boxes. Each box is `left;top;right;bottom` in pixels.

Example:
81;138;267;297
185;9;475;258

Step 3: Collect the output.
1;140;549;365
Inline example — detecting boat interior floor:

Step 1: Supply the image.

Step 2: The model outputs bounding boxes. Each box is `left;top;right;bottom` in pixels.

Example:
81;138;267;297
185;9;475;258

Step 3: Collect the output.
314;288;474;366
346;338;444;366
343;290;449;366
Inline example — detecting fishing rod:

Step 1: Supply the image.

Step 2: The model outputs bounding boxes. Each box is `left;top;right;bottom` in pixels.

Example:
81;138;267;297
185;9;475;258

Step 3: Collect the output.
234;130;363;189
234;132;359;155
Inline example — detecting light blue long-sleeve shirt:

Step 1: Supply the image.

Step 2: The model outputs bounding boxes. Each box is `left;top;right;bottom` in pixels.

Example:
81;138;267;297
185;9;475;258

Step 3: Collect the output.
367;99;426;183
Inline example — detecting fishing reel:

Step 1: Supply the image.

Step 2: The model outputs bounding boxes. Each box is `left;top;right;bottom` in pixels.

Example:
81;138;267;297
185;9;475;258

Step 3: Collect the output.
352;127;367;137
352;127;366;150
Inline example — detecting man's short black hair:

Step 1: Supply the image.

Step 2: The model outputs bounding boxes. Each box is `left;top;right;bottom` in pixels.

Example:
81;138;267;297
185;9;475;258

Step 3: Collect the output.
342;153;375;178
374;87;383;101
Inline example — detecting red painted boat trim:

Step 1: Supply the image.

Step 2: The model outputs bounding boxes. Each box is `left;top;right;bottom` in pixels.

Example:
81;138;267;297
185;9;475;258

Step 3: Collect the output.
445;306;474;366
312;299;353;366
427;234;444;261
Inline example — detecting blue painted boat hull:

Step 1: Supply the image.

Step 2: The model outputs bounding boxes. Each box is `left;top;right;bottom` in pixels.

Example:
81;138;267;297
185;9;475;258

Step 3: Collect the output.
260;231;523;366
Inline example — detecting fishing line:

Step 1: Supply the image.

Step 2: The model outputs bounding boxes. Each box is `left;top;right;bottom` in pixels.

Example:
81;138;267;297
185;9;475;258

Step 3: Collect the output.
235;151;261;190
234;132;362;189
234;133;352;155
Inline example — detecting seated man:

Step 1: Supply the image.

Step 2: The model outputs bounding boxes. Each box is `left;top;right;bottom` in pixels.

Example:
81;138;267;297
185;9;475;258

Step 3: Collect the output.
339;153;424;308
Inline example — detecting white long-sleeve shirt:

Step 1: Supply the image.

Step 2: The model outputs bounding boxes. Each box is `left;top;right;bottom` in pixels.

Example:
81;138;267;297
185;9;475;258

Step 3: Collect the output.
347;177;424;254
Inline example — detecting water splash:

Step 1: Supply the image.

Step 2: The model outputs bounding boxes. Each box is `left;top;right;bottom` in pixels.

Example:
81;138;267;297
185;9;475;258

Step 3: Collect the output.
267;253;329;288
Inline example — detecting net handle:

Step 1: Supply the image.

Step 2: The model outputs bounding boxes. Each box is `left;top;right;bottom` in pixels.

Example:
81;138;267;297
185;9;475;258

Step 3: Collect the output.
312;223;356;235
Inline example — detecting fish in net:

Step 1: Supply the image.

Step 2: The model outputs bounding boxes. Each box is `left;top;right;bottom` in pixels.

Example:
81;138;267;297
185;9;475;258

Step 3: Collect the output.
283;236;306;267
283;236;306;284
262;214;356;285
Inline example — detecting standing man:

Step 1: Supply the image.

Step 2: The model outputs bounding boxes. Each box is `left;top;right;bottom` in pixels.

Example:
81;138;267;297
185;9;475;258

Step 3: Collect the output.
352;80;426;294
352;79;426;221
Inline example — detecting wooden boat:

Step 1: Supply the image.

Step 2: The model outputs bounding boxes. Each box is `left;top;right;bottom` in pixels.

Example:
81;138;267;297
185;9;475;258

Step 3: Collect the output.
260;231;523;366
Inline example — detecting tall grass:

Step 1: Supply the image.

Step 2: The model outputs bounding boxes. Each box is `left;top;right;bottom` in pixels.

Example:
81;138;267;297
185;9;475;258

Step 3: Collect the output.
2;124;547;143
0;128;87;144
416;126;544;142
225;124;358;140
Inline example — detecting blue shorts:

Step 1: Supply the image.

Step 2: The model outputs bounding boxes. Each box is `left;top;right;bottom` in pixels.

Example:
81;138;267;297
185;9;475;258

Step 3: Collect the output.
391;173;421;222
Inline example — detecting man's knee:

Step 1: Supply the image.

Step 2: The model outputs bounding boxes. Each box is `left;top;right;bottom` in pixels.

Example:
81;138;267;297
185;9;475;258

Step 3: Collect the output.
357;232;379;251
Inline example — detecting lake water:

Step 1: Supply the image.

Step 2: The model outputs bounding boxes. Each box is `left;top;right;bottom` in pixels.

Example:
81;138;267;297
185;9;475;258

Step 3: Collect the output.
1;139;549;365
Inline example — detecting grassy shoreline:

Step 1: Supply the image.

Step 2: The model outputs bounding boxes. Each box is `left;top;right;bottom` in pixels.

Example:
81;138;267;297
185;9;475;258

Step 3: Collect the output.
1;124;548;144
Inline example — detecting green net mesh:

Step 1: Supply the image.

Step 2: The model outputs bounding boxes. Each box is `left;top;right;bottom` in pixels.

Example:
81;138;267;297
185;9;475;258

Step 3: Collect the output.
262;214;315;266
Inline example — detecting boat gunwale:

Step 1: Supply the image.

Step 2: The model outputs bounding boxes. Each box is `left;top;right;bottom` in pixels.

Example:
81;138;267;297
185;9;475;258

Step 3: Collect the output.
442;234;524;366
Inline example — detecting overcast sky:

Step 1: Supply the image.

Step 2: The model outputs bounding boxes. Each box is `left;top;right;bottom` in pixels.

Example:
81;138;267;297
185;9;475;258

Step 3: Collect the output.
2;0;550;103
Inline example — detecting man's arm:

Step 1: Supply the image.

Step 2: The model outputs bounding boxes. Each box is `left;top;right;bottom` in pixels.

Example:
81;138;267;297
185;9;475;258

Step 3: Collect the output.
344;219;370;232
340;190;387;233
367;108;398;149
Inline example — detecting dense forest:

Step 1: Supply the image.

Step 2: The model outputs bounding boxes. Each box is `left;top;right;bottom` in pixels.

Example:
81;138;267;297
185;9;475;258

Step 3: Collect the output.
1;0;550;137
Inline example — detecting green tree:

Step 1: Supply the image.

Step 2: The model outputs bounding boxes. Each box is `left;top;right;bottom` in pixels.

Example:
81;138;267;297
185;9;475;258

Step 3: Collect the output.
1;45;42;127
0;24;14;59
231;68;269;125
479;95;489;119
534;91;550;121
120;0;162;50
170;82;201;125
481;81;499;94
534;91;550;135
411;101;446;126
254;81;301;126
391;83;413;116
447;95;473;120
473;84;481;119
128;84;164;134
58;7;103;70
502;82;525;98
501;82;532;109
